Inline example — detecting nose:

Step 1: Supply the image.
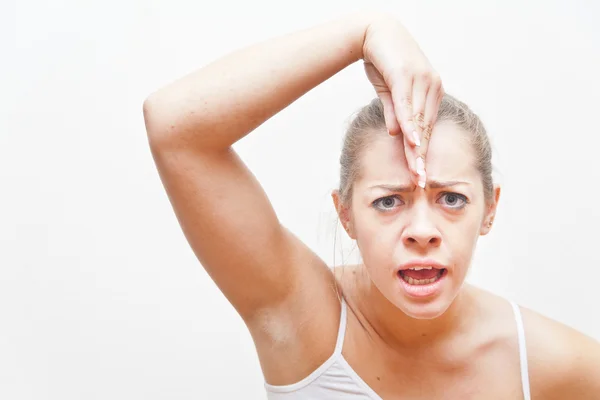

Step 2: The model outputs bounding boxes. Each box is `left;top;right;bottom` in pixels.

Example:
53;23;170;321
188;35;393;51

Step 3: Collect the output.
401;203;442;249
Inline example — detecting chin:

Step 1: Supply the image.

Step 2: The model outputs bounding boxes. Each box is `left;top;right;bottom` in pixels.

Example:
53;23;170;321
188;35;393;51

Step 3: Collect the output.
396;298;453;320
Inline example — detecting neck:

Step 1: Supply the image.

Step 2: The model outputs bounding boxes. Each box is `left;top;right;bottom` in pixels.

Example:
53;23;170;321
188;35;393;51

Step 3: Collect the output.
354;264;477;351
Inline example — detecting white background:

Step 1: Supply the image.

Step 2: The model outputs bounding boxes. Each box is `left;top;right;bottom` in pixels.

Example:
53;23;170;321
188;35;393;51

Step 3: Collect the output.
2;0;599;399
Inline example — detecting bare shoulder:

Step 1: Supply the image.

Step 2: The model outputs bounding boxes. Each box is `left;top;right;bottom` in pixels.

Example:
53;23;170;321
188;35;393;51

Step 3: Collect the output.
520;305;600;399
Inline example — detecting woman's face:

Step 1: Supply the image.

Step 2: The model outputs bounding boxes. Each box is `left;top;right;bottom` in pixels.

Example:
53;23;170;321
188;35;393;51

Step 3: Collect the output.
341;121;498;319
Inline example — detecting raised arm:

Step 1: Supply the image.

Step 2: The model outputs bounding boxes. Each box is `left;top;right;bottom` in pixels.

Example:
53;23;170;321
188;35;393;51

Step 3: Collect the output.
143;13;372;152
142;12;442;325
142;13;377;321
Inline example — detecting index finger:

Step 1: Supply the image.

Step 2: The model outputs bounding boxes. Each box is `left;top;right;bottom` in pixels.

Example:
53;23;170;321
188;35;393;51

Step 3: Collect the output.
391;70;420;150
418;81;444;164
391;73;421;186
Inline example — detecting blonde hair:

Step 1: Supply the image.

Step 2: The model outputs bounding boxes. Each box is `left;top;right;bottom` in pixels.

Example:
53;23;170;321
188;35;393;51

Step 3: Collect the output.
338;94;493;207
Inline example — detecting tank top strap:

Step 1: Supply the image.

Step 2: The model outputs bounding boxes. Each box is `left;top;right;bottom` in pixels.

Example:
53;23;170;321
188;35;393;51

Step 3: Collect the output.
509;300;531;400
333;297;348;356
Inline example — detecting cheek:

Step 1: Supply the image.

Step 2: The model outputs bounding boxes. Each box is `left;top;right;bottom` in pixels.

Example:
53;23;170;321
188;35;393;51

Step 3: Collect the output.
357;227;391;256
355;222;396;268
443;214;483;265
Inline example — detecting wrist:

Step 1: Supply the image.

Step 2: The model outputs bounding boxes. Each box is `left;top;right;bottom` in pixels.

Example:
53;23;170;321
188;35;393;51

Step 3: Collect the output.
336;11;390;61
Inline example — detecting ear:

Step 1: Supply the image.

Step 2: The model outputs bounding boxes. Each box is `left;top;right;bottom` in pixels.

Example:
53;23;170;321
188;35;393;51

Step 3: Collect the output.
480;184;501;236
331;189;356;240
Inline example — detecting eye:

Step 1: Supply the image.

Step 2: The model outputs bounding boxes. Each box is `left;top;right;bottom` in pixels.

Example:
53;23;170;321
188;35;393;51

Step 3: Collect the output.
438;192;468;209
372;195;404;212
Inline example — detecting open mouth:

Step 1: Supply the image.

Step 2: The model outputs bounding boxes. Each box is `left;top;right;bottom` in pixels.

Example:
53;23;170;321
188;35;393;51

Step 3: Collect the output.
398;267;447;286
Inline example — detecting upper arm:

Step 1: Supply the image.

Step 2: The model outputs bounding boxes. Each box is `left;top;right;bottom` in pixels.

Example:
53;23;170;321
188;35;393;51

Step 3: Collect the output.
552;331;600;399
524;308;600;399
146;139;333;321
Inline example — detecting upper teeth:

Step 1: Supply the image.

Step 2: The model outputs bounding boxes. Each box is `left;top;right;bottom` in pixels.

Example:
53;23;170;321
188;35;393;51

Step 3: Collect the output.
410;266;433;271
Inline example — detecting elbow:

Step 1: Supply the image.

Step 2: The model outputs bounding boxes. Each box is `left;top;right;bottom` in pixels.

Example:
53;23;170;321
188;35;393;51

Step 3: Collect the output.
142;91;210;152
142;93;169;149
142;91;223;153
142;92;188;151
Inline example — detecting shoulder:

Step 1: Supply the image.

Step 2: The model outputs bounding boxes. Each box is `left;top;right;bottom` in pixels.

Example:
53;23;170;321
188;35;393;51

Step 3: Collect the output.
249;261;344;386
520;306;600;399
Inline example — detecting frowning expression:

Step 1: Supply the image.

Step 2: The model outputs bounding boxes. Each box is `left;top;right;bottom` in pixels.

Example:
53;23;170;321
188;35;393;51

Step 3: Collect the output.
348;121;497;319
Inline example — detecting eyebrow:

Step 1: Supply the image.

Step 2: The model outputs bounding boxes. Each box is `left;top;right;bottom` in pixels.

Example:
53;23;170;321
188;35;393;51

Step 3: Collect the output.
368;180;470;191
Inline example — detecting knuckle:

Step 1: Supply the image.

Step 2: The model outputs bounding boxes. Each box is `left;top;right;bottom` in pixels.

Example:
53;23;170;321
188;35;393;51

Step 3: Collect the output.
398;65;413;77
418;70;432;84
389;65;411;84
422;124;433;141
400;95;413;109
413;111;425;125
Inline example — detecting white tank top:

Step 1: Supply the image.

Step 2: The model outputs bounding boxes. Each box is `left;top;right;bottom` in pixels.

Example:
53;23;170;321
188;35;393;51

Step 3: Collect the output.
265;299;531;400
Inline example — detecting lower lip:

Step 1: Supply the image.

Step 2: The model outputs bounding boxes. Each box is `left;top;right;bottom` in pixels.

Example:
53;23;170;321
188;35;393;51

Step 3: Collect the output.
397;269;448;298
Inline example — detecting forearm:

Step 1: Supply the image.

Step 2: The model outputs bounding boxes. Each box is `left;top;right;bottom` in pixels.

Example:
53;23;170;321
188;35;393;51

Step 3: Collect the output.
143;12;378;151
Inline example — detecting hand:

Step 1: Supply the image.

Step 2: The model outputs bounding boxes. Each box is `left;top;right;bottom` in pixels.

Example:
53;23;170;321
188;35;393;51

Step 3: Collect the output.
362;16;444;188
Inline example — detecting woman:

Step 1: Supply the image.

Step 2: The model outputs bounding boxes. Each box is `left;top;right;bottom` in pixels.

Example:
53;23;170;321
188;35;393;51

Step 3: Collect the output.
142;12;600;399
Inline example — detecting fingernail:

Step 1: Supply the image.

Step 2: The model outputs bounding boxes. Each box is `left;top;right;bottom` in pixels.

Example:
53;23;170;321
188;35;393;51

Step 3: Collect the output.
412;131;420;146
416;157;425;175
418;177;426;189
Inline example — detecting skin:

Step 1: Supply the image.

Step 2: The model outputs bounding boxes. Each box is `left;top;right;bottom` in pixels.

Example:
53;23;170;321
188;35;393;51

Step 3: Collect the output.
143;12;600;399
328;122;600;399
336;120;497;324
333;121;500;339
329;121;515;398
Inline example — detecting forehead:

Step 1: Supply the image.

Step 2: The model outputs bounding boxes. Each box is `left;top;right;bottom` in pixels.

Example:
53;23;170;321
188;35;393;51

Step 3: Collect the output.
356;121;477;185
